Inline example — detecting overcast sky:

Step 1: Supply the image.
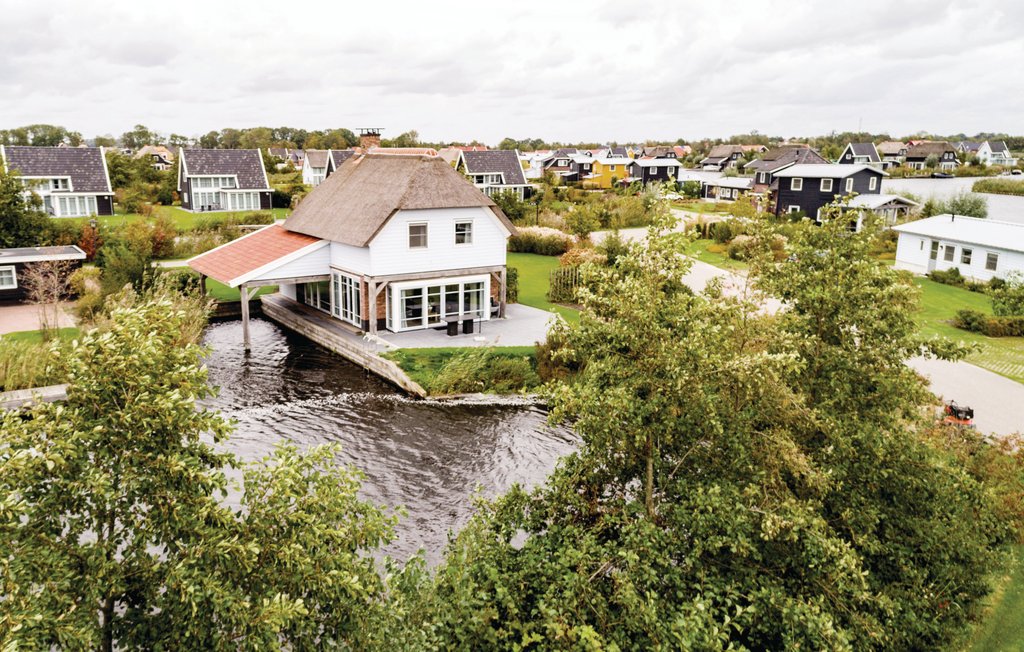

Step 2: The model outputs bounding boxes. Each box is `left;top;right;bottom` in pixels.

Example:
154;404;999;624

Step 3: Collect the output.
2;0;1022;144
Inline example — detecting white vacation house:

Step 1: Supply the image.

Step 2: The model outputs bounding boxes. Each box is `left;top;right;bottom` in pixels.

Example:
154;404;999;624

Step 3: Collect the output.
893;214;1024;282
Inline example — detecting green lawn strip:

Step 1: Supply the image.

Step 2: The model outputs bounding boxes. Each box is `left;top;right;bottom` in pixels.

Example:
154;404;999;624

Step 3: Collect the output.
382;346;536;391
507;252;580;323
914;279;1024;385
67;206;290;231
683;238;750;271
967;546;1024;652
2;327;81;343
203;279;276;302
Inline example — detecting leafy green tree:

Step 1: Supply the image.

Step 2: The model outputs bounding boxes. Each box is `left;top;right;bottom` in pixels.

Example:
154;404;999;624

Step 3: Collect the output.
0;295;412;650
991;272;1024;316
120;124;158;150
944;191;988;218
491;190;528;223
92;135;117;147
0;168;50;247
925;153;940;169
198;130;220;148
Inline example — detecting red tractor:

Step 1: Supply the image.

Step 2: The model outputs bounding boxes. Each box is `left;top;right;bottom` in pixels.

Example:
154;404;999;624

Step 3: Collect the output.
942;401;975;428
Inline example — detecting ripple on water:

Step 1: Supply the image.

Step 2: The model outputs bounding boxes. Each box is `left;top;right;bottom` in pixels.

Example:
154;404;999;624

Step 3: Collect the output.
201;317;577;562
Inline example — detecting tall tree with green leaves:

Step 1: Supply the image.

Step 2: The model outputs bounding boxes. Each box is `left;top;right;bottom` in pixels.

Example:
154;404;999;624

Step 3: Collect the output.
0;167;50;247
0;294;413;650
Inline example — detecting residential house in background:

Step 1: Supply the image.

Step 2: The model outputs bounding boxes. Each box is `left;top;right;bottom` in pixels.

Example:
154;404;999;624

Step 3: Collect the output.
701;177;753;202
639;146;677;159
302;150;330;187
743;145;829;196
542;151;580;181
0;145;114;217
974;141;1016;167
134;145;175;170
673;145;692;158
876;141;908;168
188;154;516;334
325;149;355;178
699;145;746;170
904;141;959;171
177;148;272;212
437;147;462;165
837;143;881;167
626;157;680;185
456;149;530;199
771;164;887;223
894;215;1024;281
845;194;919;227
588;157;631;188
0;245;86;303
366;147;439;157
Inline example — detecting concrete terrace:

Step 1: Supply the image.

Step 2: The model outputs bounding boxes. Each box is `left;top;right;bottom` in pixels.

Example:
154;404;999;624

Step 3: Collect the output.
379;303;557;349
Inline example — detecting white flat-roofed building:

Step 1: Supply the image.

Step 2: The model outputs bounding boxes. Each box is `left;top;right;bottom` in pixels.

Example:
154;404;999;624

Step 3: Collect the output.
893;214;1024;281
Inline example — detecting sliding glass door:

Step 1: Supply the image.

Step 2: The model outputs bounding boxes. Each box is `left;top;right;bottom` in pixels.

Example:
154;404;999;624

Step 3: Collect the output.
391;277;489;331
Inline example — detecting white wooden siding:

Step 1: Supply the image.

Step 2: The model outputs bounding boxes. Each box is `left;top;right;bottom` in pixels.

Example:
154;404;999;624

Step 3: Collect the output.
248;245;331;283
894;233;1024;281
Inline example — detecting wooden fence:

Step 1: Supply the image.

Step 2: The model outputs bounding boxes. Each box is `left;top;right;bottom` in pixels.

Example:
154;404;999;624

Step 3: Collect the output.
548;266;581;303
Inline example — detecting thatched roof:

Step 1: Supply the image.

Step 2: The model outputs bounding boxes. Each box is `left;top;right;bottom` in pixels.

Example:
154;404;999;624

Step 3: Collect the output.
284;154;515;247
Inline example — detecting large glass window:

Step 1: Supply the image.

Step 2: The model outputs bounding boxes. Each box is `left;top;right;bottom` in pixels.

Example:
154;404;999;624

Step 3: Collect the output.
408;223;428;248
392;278;489;331
401;288;424;329
56;195;97;217
332;273;361;326
303;281;331;313
463;282;484;318
986;253;999;271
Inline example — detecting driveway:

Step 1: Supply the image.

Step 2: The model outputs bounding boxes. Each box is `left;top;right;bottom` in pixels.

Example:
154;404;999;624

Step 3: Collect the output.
908;357;1024;437
0;303;76;335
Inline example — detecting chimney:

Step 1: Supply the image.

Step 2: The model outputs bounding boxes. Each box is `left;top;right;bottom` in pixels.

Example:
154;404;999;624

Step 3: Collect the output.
358;128;382;151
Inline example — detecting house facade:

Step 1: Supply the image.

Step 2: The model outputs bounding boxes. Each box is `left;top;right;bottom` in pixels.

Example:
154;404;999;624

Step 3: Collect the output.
743;146;829;195
701;177;753;201
177;149;272;212
627;158;680;185
302;150;329;187
134;145;175;170
0;245;86;303
904;142;959;170
188;154;515;334
838;143;881;167
588;157;631;188
0;146;114;217
894;215;1024;281
699;145;745;171
876;141;908;168
455;149;530;199
772;164;887;221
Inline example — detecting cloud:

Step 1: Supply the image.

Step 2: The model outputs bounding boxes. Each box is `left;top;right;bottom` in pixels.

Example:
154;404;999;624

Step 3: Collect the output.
1;0;1021;144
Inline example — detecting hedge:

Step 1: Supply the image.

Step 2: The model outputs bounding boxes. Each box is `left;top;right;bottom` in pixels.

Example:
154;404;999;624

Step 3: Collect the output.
953;309;1024;337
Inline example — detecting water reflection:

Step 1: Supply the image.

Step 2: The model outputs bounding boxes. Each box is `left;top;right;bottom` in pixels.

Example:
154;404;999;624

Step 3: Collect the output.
201;317;577;562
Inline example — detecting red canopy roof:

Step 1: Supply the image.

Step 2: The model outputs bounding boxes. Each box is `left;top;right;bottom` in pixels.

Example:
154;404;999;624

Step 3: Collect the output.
188;224;321;286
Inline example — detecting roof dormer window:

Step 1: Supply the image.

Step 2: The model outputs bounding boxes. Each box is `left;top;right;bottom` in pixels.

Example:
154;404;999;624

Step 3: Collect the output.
51;178;70;191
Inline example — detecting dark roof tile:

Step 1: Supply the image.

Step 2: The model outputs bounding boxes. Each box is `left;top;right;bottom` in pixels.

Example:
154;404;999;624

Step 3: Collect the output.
2;146;112;193
180;149;270;190
460;150;527;185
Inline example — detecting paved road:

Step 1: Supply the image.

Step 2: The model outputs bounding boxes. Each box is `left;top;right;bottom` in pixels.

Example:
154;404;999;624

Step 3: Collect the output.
0;303;76;335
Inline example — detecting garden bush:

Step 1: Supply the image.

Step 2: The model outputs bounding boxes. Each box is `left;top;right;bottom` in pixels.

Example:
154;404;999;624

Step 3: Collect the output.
597;230;630;266
507;226;573;256
559;247;606;267
953;309;1024;337
0;338;62;392
972;178;1024;196
928;267;966;287
428;348;540;395
506;267;518;303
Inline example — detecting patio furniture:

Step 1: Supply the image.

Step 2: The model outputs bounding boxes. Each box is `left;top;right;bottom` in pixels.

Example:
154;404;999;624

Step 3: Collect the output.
445;316;459;336
462;317;475;334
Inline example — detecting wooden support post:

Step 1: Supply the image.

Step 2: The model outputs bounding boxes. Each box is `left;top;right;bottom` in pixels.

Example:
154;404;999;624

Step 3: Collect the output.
367;279;378;335
240;284;251;351
200;274;208;296
498;268;507;318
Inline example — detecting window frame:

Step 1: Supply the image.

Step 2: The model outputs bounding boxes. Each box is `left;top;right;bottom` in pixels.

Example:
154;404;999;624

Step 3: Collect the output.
454;220;473;246
868;176;878;191
961;248;972;265
943;245;956;262
820;178;833;192
844;177;854;193
408;223;428;249
0;265;16;290
791;178;803;191
788;205;801;214
986;252;999;271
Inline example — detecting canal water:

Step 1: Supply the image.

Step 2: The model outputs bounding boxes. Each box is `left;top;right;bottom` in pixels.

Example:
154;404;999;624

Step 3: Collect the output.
200;317;577;563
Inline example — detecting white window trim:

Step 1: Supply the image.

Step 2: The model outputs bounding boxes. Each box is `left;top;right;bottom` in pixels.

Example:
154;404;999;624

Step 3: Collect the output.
820;178;833;192
0;265;16;290
454;220;473;246
791;178;803;191
408;222;428;249
868;176;877;191
788;205;801;214
845;178;854;193
986;252;999;271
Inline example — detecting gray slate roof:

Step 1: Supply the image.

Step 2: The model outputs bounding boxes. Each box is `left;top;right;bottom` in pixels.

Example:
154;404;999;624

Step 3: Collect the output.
329;149;355;170
179;149;270;190
608;146;629;158
988;140;1010;154
460;150;528;185
846;142;880;162
745;146;828;173
0;245;86;264
305;150;329;169
773;164;888;179
1;146;112;193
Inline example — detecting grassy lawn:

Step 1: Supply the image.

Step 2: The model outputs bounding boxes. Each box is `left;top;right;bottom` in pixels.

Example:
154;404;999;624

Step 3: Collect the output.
683;238;750;271
966;546;1024;652
914;279;1024;384
382;346;536;392
2;327;81;343
508;252;580;323
68;206;290;231
203;279;277;302
672;200;729;214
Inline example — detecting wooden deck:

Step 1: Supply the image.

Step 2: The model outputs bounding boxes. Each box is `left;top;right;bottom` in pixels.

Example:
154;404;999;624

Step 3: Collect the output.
260;294;427;397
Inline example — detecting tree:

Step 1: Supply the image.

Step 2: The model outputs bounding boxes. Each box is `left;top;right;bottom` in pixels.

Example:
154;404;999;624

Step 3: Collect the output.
120;124;158;151
991;272;1024;316
198;130;220;149
0;293;412;650
167;133;191;149
0;167;50;248
384;130;420;148
491;190;528;223
944;191;988;218
20;260;75;339
924;153;940;169
92;135;117;147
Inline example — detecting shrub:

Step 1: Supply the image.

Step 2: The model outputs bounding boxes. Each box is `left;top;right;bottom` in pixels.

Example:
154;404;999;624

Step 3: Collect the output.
535;328;583;382
597;230;630;266
991;273;1024;316
972;178;1024;196
727;234;757;260
492;191;529;223
711;220;743;244
428;348;540;395
953;309;1024;337
953;309;988;333
506;267;519;303
0;338;62;392
559;247;606;267
508;226;573;256
70;266;103;323
547;266;581;303
680;180;701;199
928;267;965;287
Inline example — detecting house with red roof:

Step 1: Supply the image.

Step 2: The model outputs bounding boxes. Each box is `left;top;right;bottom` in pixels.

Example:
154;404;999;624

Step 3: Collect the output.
188;154;516;347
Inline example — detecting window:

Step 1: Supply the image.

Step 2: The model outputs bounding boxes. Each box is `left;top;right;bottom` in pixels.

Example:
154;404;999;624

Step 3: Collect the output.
791;178;803;191
930;241;939;260
788;205;801;214
463;282;485;318
869;176;878;191
986;252;999;271
51;178;69;191
759;173;767;184
943;245;955;262
820;178;833;192
56;195;97;217
961;248;972;265
401;288;424;329
609;165;617;172
844;178;854;193
303;280;331;313
408;223;428;248
650;166;658;174
0;266;16;290
332;272;362;326
455;221;473;245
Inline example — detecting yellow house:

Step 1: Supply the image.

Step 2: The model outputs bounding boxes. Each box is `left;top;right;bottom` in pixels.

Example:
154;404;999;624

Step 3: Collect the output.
588;157;630;189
